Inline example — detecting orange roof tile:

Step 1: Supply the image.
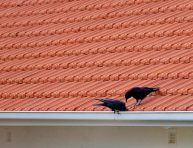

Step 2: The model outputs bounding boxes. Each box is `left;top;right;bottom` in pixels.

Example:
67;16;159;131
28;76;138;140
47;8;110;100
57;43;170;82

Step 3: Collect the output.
0;0;193;111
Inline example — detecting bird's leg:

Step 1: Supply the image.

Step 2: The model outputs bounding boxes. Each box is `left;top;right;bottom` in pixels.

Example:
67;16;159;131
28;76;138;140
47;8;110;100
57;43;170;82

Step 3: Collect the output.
136;99;142;106
131;99;142;110
113;110;120;114
132;102;138;110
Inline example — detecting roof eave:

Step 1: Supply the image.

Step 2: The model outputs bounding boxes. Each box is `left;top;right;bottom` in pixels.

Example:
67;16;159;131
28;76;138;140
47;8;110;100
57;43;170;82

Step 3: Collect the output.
0;111;193;126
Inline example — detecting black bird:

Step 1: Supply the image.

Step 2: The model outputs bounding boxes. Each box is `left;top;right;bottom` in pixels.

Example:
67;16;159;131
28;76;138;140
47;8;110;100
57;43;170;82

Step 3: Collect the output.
125;87;159;108
94;98;127;114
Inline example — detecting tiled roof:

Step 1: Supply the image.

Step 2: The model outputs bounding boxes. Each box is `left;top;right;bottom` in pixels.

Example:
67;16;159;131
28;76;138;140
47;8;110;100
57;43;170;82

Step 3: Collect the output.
0;0;193;111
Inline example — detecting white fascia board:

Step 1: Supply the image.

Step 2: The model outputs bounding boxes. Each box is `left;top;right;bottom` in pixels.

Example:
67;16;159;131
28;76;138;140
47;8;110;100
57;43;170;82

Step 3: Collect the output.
0;111;193;126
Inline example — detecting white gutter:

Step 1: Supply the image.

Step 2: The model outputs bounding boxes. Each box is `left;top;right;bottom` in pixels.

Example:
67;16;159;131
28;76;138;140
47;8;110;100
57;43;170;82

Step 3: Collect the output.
0;111;193;126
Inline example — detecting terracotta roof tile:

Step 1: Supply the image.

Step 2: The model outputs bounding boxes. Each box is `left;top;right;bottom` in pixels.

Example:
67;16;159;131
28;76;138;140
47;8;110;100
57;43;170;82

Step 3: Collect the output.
0;0;193;111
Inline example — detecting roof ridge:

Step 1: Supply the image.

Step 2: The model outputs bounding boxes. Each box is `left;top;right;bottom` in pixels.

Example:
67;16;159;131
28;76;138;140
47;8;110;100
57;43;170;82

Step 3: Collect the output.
0;89;190;99
0;42;193;61
0;71;192;85
0;0;79;9
0;0;165;18
0;55;192;72
0;28;193;50
1;3;192;28
1;16;193;38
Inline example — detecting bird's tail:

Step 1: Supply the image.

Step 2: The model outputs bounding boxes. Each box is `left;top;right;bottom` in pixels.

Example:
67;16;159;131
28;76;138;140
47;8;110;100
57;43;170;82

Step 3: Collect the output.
93;103;103;106
93;99;105;106
94;98;105;102
151;87;160;92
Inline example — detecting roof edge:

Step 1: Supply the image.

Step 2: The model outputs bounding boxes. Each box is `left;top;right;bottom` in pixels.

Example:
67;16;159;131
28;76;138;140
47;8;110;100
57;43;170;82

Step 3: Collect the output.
0;111;193;126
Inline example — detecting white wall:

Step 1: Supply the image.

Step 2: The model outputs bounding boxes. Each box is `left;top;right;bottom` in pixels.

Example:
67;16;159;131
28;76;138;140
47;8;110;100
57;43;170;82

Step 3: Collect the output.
0;126;192;148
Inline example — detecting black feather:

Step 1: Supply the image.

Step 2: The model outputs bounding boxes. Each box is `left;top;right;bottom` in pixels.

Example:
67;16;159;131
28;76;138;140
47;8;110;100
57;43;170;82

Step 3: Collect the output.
125;87;159;102
94;98;127;112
